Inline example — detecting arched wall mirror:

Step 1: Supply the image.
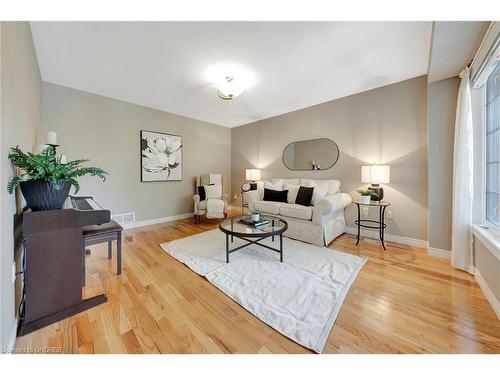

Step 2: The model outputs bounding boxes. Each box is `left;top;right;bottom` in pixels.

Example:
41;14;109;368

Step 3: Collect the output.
282;138;339;170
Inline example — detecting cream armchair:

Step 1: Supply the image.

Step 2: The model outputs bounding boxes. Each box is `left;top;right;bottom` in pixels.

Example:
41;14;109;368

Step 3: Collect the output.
193;174;228;223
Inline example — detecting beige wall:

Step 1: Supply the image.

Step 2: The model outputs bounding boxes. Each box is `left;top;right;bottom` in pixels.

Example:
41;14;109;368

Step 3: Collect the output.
0;22;42;349
41;82;231;222
427;77;460;252
473;236;500;314
232;76;428;241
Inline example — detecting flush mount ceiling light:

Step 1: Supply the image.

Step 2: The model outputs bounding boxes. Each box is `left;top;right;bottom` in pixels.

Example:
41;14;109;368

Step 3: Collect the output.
206;63;255;102
216;76;245;100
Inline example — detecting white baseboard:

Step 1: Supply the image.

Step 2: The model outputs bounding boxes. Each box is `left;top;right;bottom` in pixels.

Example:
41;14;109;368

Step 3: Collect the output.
427;247;451;259
5;318;17;353
475;267;500;320
123;212;194;229
346;226;428;249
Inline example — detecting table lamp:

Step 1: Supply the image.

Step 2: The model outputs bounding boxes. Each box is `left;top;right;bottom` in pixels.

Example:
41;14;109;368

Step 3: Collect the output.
361;165;390;201
245;169;261;190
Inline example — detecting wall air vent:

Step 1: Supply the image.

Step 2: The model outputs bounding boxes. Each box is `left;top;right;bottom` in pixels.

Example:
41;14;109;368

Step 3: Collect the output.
111;212;136;225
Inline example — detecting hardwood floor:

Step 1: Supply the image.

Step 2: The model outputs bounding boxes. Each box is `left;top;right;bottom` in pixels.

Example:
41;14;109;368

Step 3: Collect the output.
14;211;500;353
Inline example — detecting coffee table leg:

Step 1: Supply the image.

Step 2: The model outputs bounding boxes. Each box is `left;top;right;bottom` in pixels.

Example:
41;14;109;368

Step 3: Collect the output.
226;233;229;263
272;219;275;242
280;234;283;262
231;219;233;243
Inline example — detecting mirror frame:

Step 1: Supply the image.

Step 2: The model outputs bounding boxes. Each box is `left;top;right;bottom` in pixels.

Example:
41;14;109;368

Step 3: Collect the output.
282;137;340;171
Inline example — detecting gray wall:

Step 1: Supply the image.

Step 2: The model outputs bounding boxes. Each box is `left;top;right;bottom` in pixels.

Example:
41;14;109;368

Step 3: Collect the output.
0;22;42;349
232;76;428;241
427;77;460;252
41;82;231;222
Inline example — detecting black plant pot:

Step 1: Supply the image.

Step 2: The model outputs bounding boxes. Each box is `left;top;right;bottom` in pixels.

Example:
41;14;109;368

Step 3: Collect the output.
20;180;71;211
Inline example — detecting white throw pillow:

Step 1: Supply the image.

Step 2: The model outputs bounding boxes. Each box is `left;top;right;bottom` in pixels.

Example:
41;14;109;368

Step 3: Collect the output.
204;184;222;199
283;183;300;204
264;180;283;191
310;182;328;205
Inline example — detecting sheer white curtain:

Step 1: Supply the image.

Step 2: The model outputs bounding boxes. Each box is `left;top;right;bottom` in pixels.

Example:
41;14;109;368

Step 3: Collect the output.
451;67;474;274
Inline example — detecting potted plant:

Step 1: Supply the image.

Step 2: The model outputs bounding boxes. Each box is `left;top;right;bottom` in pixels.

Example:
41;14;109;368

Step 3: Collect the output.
356;189;374;204
7;146;107;211
250;208;261;222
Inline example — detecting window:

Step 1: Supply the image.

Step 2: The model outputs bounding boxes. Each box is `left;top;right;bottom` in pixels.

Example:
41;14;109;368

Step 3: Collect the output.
485;62;500;226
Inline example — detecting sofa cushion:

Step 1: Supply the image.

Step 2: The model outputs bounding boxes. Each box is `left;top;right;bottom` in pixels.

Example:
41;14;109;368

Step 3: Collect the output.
264;180;283;191
283;183;300;203
279;204;313;221
310;182;328;205
300;179;341;195
263;188;288;203
273;178;300;185
254;201;285;215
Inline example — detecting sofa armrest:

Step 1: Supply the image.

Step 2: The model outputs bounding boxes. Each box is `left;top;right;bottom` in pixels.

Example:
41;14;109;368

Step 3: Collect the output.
221;193;229;211
243;190;262;211
312;193;352;225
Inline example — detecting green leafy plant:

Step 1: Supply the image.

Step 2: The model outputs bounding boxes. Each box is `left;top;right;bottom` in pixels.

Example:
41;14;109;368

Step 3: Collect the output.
357;189;375;196
7;146;107;194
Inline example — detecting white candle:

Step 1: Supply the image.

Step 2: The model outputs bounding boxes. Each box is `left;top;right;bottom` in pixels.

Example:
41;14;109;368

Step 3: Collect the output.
47;131;57;145
59;154;67;164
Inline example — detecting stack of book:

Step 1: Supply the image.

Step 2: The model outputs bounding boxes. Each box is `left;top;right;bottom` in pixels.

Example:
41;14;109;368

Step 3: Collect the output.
239;217;270;229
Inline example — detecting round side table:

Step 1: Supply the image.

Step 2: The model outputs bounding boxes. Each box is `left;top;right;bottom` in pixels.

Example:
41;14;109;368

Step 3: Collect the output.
353;200;391;250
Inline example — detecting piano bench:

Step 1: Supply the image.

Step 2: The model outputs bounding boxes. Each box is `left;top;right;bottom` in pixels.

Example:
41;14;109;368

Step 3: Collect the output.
82;220;123;286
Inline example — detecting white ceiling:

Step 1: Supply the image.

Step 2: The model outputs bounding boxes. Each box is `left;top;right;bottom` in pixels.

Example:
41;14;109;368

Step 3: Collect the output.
428;21;488;83
31;22;432;128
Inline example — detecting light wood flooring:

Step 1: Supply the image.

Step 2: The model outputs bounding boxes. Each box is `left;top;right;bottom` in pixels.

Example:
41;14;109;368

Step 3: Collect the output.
14;211;500;353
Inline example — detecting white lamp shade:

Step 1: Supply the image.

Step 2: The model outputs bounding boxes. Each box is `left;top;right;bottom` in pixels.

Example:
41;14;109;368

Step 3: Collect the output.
245;168;261;181
361;165;390;184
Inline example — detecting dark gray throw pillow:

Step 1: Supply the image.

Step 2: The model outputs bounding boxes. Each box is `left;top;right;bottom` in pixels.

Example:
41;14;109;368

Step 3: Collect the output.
263;188;288;203
295;186;314;206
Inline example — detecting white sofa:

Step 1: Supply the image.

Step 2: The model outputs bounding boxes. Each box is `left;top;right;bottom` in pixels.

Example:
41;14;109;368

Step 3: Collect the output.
243;178;352;247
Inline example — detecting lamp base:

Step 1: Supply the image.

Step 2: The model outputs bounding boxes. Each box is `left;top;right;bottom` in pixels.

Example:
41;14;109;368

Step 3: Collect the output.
249;182;257;190
368;184;384;201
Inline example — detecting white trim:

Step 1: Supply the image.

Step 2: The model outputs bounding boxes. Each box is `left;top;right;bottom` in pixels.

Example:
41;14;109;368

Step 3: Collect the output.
474;267;500;320
427;247;451;259
472;224;500;262
123;212;194;229
5;318;17;354
346;226;428;249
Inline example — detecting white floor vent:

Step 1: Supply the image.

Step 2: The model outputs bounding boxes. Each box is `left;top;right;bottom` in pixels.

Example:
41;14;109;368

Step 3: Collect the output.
111;212;136;225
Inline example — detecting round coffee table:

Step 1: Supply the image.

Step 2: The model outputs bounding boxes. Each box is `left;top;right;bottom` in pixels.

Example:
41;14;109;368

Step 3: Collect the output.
219;215;288;263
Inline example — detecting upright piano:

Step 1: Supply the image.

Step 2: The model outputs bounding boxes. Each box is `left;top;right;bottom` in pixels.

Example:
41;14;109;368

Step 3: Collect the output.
18;196;110;336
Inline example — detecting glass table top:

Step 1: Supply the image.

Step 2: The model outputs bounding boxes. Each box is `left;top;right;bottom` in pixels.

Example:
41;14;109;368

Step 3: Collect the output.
219;215;287;236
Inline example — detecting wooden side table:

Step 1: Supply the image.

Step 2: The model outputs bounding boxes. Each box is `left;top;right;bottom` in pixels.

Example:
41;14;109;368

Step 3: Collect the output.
353;200;390;250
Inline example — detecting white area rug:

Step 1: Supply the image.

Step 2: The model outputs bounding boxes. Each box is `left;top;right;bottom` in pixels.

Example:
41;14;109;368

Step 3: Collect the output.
160;228;366;353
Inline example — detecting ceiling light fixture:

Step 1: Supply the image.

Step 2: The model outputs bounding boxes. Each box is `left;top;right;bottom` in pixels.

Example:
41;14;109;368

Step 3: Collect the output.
216;76;245;101
206;63;255;102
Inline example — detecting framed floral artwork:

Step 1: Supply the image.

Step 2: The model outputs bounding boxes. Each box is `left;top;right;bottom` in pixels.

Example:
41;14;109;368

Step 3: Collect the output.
140;130;182;182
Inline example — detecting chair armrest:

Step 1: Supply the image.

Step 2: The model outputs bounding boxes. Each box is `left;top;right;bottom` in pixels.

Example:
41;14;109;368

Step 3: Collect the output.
193;194;200;214
243;190;262;211
312;193;352;225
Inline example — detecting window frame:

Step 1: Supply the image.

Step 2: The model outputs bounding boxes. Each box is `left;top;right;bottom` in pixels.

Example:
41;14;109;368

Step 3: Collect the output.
482;62;500;233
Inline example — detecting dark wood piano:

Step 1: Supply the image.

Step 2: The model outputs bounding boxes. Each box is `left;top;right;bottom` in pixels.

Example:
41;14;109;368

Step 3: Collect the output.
18;196;111;336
